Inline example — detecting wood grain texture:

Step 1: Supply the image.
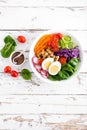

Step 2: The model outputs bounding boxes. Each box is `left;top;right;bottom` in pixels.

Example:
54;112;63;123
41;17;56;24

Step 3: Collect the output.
0;114;87;130
0;7;87;29
0;0;87;7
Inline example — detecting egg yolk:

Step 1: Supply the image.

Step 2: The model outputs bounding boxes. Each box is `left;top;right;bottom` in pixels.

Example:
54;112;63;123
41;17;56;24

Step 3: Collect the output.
44;61;52;69
50;65;58;73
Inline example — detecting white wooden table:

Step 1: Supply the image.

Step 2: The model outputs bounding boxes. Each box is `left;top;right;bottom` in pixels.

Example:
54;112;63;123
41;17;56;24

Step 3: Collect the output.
0;0;87;130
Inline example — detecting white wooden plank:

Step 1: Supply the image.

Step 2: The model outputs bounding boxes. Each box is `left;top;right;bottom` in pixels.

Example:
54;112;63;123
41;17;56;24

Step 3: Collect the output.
0;7;87;29
0;73;87;95
0;103;87;114
0;114;87;130
0;0;87;7
0;95;87;106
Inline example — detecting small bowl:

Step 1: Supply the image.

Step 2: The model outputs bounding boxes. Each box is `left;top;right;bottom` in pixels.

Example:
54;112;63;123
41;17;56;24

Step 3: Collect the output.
10;51;26;67
29;30;83;84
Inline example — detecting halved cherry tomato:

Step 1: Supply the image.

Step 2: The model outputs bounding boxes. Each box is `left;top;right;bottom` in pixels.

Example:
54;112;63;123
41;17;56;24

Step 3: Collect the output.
48;34;59;52
59;57;67;64
38;58;43;65
56;33;63;39
4;66;12;73
11;70;18;77
17;35;26;43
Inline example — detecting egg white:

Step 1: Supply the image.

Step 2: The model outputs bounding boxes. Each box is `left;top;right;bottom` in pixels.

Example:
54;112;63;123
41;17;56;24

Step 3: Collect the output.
42;58;54;70
48;61;61;75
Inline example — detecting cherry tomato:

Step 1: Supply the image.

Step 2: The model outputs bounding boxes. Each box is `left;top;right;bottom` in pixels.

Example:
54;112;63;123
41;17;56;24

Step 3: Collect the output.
4;66;12;73
17;35;26;43
56;33;63;39
11;70;18;77
59;57;67;64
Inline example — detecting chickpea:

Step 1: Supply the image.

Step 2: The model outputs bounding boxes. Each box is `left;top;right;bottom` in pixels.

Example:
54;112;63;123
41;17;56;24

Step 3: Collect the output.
55;56;59;61
53;55;56;59
50;53;54;57
47;55;51;58
45;52;48;56
46;48;51;53
41;49;45;55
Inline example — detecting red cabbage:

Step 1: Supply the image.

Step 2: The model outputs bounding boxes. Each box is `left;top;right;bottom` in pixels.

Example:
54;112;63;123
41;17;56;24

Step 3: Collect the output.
54;47;80;62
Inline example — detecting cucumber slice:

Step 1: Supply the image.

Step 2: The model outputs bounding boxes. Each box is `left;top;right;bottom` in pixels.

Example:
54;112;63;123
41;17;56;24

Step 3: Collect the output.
68;41;75;49
64;35;71;41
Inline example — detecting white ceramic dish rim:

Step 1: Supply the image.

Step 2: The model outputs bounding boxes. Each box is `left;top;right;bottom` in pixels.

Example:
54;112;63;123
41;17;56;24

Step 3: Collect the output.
29;30;83;84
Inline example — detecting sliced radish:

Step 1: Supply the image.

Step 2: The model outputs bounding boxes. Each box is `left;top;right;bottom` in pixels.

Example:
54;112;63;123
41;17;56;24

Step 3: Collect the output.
41;69;48;76
32;56;48;79
32;56;38;65
35;64;41;73
41;74;48;79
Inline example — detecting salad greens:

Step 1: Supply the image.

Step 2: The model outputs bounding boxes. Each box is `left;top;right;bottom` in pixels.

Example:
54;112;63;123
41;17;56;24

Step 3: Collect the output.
21;69;32;80
48;58;79;81
1;35;16;58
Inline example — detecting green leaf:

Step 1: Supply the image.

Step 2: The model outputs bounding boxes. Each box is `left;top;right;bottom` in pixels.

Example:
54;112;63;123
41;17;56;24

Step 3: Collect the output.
1;35;16;58
1;42;15;58
69;58;79;67
58;70;69;80
4;35;16;46
21;69;32;80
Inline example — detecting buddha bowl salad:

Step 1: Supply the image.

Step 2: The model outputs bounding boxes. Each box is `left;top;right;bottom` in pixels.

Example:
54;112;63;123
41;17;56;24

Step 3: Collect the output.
32;33;81;81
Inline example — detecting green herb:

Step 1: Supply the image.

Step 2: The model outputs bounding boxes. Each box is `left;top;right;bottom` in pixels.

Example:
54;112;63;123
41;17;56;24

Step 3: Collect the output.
21;69;32;80
1;35;16;58
48;58;79;81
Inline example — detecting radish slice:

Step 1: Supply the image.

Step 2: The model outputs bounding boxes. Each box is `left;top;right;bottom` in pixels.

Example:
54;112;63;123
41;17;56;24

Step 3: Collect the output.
32;56;48;79
41;69;48;77
35;65;41;73
41;74;48;79
32;56;38;65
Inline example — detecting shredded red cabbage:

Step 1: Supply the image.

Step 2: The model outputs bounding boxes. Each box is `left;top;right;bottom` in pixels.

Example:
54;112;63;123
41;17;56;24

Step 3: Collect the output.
54;47;80;62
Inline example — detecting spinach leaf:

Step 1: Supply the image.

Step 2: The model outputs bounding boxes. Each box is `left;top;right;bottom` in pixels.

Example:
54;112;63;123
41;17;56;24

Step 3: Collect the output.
69;58;79;68
1;42;15;58
1;35;16;58
58;70;69;80
4;35;16;46
49;74;61;81
21;69;32;80
62;64;75;73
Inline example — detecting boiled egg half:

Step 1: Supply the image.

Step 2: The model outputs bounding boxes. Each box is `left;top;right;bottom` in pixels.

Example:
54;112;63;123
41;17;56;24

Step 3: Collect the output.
42;58;54;70
48;61;61;75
